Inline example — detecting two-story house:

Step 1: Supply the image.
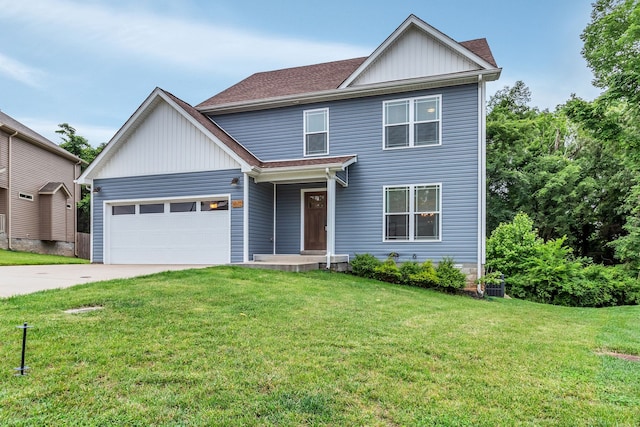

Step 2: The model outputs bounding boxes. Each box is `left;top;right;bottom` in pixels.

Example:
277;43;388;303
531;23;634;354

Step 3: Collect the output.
77;15;500;280
1;111;82;256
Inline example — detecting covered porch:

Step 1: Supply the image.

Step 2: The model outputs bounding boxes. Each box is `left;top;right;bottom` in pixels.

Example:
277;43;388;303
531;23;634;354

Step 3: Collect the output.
242;155;356;270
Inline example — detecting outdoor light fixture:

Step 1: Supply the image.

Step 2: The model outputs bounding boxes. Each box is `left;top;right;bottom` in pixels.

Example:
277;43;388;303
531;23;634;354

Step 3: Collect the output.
93;186;102;193
230;177;239;186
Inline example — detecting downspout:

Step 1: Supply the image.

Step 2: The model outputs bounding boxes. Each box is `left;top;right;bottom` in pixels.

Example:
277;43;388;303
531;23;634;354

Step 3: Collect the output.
73;160;81;257
477;74;487;296
7;129;17;250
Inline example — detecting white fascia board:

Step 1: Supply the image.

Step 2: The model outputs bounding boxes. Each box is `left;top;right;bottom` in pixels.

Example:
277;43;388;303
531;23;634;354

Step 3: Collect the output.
77;87;166;184
340;15;497;89
251;163;352;184
77;88;254;184
199;69;501;115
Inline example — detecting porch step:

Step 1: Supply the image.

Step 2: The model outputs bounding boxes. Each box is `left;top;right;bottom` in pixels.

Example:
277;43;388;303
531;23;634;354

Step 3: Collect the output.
253;254;350;263
236;261;319;272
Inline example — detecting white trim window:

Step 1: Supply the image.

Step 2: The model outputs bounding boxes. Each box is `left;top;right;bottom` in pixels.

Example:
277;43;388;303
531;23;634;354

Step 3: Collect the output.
384;184;441;241
383;95;441;149
304;108;329;156
19;192;34;201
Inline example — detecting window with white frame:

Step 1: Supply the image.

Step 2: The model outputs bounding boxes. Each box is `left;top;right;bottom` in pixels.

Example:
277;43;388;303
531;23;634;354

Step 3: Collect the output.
384;184;441;241
384;95;441;149
304;108;328;156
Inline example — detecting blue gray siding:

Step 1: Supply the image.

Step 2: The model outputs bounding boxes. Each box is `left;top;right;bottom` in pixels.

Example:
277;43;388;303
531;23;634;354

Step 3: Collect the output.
92;169;245;263
274;183;304;253
248;180;274;257
214;84;480;263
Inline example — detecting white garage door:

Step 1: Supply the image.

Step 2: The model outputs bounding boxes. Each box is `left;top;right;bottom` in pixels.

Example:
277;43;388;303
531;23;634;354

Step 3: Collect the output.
106;198;230;264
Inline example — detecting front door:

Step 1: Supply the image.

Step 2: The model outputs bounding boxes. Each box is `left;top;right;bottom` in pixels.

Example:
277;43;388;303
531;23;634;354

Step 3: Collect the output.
304;191;327;251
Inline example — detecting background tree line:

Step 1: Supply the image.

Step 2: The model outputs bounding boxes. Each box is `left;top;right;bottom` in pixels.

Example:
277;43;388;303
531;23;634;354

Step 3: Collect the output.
487;0;640;272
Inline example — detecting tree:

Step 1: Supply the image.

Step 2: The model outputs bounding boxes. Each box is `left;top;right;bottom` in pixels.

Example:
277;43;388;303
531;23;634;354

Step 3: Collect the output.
56;124;105;233
582;0;640;107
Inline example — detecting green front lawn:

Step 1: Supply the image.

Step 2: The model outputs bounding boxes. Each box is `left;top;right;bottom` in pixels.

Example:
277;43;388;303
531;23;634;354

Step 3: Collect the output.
0;249;88;266
1;267;638;425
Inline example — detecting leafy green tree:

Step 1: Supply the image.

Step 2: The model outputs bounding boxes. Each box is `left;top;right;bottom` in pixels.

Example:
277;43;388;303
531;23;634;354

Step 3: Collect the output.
56;123;105;233
582;0;640;107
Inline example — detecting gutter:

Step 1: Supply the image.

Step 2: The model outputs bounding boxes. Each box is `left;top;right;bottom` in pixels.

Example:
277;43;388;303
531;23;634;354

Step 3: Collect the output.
199;68;502;115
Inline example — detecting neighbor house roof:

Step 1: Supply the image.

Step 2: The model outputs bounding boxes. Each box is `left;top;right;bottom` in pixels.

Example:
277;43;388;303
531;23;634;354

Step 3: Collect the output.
38;182;72;197
0;111;83;163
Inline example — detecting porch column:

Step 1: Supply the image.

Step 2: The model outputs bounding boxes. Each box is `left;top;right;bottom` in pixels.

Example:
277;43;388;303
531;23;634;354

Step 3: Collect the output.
326;174;336;268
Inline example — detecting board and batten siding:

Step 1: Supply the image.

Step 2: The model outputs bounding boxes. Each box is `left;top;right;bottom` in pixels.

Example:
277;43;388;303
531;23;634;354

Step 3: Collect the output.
350;27;480;86
96;100;240;180
92;170;245;263
214;84;480;263
248;181;274;258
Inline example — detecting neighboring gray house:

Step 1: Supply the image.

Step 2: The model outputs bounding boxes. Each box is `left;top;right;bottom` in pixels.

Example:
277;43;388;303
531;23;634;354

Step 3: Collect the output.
0;111;82;256
78;15;500;280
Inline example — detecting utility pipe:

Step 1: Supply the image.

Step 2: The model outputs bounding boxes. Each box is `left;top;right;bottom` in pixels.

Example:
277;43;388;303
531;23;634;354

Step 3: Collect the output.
7;129;17;250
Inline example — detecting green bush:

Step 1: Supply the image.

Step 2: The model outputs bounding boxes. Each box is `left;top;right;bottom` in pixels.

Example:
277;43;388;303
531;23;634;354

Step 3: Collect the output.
487;213;640;307
350;253;381;279
374;258;402;284
408;260;439;288
435;257;467;292
399;261;421;284
486;212;539;278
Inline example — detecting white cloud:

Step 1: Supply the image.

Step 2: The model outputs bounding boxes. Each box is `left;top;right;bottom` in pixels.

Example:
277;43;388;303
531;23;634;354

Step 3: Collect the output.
0;52;44;87
0;0;370;73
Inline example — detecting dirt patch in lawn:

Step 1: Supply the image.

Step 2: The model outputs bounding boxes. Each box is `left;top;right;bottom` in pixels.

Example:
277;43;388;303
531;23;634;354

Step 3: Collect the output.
64;306;104;314
597;351;640;362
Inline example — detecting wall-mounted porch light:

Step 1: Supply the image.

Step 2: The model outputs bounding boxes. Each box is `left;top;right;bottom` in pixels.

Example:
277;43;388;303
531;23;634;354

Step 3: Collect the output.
230;177;239;186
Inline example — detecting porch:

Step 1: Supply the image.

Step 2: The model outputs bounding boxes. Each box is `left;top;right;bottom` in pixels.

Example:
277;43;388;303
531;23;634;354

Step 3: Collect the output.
236;254;350;272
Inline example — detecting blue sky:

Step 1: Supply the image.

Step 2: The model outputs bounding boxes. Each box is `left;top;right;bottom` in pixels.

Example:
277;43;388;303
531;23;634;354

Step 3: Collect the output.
0;0;601;146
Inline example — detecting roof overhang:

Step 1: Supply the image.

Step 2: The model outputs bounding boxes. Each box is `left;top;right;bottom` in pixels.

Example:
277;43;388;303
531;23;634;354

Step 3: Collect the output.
38;182;73;198
198;68;501;115
249;155;357;186
77;88;255;185
0;123;84;164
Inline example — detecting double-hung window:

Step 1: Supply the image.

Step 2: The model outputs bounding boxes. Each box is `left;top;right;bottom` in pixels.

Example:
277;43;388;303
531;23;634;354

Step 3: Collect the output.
384;184;441;241
304;108;328;156
384;95;441;149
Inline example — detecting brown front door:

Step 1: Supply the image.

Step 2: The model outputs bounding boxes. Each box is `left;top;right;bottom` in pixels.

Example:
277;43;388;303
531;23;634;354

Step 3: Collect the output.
304;191;327;251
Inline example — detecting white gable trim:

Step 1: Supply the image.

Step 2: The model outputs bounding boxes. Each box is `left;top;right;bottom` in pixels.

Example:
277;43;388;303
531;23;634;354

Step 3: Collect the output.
77;88;252;184
339;15;496;89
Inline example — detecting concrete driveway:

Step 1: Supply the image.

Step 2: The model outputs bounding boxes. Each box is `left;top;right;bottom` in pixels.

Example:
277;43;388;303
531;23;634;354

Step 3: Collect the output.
0;264;211;298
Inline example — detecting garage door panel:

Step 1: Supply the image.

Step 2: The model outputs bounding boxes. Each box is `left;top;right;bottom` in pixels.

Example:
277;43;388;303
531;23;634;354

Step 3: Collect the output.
107;199;230;264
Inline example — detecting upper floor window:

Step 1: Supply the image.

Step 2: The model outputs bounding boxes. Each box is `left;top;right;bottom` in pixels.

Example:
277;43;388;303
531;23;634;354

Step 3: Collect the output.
383;95;441;149
304;108;329;156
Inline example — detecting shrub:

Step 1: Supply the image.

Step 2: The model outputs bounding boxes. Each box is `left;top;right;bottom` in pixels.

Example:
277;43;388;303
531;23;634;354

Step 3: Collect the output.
399;261;421;284
350;253;381;279
486;212;540;278
435;257;467;291
486;214;640;307
374;258;402;284
408;260;439;288
509;237;582;304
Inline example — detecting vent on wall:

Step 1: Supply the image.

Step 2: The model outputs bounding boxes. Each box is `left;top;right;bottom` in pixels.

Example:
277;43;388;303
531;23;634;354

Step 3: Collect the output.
19;192;34;201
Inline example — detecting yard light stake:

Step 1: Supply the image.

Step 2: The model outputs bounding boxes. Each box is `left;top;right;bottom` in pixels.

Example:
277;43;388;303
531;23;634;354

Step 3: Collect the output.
14;322;31;376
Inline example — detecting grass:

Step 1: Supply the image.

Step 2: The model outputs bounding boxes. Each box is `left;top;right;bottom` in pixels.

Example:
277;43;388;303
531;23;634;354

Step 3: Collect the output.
0;266;638;426
0;249;89;266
